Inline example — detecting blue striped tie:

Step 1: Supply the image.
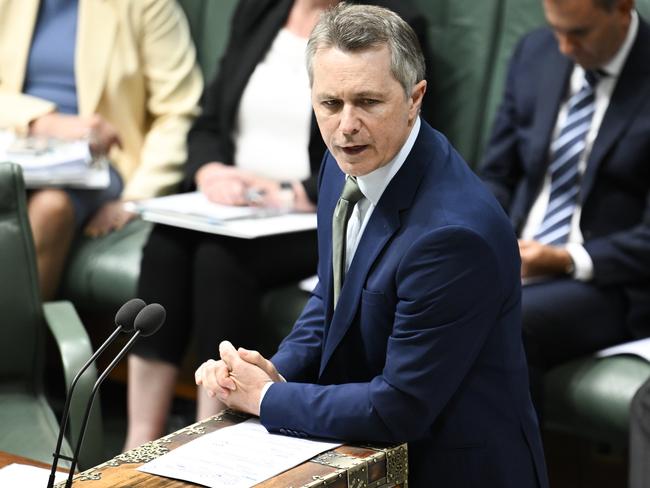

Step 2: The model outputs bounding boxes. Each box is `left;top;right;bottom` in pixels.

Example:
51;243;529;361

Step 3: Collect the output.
535;70;599;246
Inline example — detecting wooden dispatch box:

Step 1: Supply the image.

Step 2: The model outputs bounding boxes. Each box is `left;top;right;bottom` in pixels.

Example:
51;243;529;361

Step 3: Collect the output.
61;410;408;488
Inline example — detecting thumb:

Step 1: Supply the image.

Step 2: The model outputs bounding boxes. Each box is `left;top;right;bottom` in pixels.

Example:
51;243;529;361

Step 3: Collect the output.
219;340;239;370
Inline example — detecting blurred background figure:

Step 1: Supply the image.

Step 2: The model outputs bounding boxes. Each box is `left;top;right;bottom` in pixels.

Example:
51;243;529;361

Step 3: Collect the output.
124;0;433;450
0;0;203;300
479;0;650;416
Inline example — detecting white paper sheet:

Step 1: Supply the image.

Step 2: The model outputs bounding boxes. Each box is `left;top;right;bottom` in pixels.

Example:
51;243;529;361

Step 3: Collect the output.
137;418;341;488
127;192;317;239
0;463;67;487
0;131;109;188
595;337;650;362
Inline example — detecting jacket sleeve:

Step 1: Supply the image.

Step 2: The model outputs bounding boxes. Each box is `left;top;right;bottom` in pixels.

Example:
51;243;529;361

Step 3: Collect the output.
261;227;506;443
121;0;203;199
0;93;55;134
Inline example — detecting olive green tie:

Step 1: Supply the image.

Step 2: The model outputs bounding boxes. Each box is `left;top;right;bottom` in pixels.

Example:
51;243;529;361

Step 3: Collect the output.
332;176;364;307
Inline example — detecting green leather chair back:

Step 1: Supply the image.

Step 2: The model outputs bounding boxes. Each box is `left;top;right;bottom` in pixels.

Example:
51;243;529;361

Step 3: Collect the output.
0;163;104;469
638;0;650;20
0;163;44;387
415;0;545;166
177;0;239;81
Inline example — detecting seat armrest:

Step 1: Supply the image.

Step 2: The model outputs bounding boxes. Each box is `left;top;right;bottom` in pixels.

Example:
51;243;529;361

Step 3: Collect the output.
44;300;105;469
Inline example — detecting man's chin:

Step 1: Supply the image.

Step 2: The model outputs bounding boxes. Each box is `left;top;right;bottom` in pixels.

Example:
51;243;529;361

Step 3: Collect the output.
336;159;367;177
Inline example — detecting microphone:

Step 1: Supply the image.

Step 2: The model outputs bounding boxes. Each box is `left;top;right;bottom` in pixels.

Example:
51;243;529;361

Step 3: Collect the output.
64;303;166;487
47;298;146;488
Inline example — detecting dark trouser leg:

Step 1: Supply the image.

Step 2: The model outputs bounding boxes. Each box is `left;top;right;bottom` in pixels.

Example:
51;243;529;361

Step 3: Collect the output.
131;224;196;365
521;279;630;416
192;230;318;365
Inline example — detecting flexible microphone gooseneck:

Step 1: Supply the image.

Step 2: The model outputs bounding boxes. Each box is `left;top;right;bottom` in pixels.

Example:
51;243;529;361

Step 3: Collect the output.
64;303;166;488
46;298;146;488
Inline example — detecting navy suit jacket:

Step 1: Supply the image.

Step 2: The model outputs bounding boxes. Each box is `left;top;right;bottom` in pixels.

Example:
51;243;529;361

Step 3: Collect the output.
261;121;548;488
480;18;650;336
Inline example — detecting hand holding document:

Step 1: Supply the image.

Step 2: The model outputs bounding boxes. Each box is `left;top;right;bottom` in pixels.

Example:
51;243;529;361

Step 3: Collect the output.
127;192;317;239
0;131;109;189
138;418;341;488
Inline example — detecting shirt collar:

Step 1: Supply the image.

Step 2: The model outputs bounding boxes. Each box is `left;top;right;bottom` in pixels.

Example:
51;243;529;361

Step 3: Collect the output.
601;10;638;77
354;117;421;207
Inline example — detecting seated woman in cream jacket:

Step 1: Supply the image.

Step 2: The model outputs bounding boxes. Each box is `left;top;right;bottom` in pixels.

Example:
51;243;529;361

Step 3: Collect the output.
0;0;202;299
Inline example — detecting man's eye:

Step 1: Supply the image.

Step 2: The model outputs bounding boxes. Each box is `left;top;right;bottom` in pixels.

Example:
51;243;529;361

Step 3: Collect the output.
322;100;341;108
362;99;380;106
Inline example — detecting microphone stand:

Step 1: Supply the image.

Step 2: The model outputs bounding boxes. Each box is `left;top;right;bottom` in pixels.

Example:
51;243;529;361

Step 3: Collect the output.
63;330;143;488
46;326;126;488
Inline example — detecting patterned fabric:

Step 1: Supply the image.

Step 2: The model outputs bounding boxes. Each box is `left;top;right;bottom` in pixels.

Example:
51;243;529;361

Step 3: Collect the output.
535;70;600;245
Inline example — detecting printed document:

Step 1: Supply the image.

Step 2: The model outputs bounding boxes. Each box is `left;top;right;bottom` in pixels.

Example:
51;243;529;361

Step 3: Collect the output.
0;463;67;487
127;192;317;239
596;337;650;362
0;131;109;189
138;418;341;488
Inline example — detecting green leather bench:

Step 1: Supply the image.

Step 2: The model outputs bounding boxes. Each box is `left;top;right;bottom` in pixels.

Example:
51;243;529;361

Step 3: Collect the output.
60;0;650;452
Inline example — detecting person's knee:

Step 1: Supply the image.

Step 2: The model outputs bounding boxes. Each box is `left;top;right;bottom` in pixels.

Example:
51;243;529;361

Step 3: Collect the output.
28;190;75;243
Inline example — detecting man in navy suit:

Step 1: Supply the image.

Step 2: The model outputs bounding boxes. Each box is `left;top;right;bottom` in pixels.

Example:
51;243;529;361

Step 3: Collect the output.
195;4;548;487
479;0;650;408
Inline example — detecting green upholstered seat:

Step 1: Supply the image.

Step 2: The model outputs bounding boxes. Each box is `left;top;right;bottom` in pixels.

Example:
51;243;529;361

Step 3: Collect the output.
0;163;103;469
63;220;152;312
545;356;650;447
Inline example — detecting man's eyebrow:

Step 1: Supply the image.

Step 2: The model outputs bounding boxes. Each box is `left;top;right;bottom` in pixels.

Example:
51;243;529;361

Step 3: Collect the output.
355;91;384;99
315;93;339;100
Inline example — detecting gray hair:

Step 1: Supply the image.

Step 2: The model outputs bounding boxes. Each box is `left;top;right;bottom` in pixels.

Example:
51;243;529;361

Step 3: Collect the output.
306;2;426;98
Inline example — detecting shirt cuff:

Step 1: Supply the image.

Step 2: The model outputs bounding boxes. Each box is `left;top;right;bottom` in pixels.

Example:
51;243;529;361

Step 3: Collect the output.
565;243;594;281
259;381;274;413
259;374;286;413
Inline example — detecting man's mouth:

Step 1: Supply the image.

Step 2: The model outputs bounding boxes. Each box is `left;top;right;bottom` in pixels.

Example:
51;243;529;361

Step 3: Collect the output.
340;145;368;155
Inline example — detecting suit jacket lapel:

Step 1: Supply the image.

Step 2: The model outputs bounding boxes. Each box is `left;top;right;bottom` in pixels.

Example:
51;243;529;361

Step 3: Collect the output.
580;21;650;203
319;129;428;376
527;51;572;200
76;0;117;115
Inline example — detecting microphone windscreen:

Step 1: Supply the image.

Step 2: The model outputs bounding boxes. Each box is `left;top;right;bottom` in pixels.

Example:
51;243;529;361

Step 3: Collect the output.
134;303;166;337
114;298;147;332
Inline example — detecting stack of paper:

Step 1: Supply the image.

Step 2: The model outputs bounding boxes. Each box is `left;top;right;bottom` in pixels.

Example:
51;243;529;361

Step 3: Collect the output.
127;192;317;239
0;131;109;189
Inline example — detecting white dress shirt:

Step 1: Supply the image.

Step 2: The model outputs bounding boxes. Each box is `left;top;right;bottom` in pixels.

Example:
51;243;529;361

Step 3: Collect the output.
520;11;638;281
346;117;421;269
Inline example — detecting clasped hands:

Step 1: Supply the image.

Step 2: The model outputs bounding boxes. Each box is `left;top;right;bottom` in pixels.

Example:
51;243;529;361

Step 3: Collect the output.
195;341;283;417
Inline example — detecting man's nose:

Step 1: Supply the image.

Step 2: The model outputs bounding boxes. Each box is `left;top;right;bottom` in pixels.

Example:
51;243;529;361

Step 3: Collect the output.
557;34;578;57
339;105;361;135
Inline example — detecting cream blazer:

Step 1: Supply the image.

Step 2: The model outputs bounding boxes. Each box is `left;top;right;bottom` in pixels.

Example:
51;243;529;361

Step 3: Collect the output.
0;0;203;199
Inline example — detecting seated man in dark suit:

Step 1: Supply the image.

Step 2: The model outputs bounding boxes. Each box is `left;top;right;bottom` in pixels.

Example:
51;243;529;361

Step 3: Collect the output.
194;4;548;487
478;0;650;471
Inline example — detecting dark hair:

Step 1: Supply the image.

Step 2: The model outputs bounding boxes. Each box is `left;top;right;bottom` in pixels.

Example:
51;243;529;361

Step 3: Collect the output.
593;0;620;11
306;2;426;97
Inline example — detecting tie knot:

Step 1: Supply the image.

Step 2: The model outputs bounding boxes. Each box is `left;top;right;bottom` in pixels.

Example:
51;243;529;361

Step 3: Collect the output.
584;69;603;88
340;176;364;204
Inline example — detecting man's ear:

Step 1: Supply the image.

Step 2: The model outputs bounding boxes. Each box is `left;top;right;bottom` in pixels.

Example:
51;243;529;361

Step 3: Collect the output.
409;80;427;117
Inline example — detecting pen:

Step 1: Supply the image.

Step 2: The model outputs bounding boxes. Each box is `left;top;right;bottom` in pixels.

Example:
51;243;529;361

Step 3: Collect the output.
245;188;266;204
